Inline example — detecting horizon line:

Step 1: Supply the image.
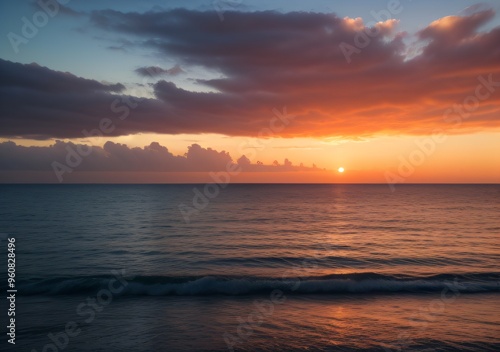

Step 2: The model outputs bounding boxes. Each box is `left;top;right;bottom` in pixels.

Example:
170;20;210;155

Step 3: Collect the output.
1;183;499;186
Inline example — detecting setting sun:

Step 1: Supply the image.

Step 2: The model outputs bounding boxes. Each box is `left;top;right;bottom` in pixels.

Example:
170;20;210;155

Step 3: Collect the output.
338;167;345;173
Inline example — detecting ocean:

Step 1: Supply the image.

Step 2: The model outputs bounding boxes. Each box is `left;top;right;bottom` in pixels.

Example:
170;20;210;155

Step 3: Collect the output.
0;184;499;351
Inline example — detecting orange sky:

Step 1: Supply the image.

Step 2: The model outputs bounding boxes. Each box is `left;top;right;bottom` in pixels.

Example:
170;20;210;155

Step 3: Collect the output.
1;4;499;183
2;131;499;183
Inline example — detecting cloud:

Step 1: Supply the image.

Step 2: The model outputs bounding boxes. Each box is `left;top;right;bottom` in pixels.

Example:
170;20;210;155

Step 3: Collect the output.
135;65;184;77
0;141;321;172
1;9;500;139
0;59;130;139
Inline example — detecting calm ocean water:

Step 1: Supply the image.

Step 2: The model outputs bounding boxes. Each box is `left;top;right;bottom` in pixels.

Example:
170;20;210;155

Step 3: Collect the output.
0;184;499;351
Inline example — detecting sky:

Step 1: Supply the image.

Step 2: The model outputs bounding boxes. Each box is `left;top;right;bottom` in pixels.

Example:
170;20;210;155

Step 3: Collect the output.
0;0;499;184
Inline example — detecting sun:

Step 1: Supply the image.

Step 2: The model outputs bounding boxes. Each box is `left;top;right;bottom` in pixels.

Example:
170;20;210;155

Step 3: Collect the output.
338;167;345;173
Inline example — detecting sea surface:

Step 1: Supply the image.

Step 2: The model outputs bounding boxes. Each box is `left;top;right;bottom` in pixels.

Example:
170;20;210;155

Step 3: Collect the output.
0;184;499;351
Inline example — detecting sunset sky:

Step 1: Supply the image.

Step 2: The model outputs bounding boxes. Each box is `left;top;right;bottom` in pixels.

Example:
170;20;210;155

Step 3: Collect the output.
1;0;499;183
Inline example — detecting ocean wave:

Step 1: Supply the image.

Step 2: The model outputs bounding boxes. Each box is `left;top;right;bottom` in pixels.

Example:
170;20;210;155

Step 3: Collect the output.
8;272;500;296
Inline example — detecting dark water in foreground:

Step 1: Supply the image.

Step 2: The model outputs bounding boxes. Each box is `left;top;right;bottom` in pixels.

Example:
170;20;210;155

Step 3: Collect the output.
0;184;499;351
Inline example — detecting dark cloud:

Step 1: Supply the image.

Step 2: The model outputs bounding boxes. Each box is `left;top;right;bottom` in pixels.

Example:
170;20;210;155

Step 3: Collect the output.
1;9;500;139
0;60;124;94
88;7;500;135
0;59;129;139
135;65;184;77
0;141;320;172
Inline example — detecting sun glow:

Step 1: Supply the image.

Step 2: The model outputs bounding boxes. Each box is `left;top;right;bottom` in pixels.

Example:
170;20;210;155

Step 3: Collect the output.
338;167;345;173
